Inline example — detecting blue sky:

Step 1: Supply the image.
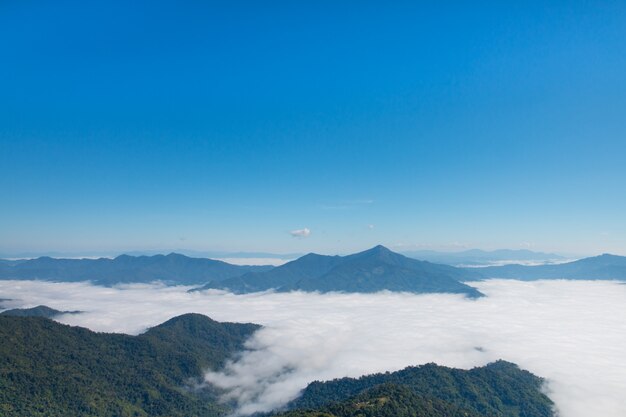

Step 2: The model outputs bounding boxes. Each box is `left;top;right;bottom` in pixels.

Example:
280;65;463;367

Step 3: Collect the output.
1;1;626;256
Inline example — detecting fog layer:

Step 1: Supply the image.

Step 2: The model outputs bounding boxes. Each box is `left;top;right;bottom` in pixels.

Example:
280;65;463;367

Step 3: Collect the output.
0;280;624;417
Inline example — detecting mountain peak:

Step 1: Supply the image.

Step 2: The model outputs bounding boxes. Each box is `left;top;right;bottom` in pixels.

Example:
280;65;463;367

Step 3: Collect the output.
148;313;218;329
359;245;393;256
347;245;403;263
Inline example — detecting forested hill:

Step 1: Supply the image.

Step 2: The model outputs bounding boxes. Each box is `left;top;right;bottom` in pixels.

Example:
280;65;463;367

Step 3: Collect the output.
0;253;272;285
0;314;259;417
0;305;80;318
276;361;554;417
0;314;555;417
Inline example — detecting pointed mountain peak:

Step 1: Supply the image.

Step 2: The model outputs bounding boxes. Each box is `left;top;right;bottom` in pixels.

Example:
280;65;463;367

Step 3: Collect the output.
354;245;396;257
371;244;391;252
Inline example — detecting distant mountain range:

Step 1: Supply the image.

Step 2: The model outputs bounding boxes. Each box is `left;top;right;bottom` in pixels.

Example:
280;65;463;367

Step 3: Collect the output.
198;245;484;297
401;249;565;266
0;253;272;285
471;253;626;280
0;250;301;262
0;313;554;417
2;248;624;291
277;360;553;417
0;247;569;268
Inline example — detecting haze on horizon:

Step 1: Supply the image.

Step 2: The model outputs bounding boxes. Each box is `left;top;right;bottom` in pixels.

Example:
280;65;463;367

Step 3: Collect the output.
2;2;626;256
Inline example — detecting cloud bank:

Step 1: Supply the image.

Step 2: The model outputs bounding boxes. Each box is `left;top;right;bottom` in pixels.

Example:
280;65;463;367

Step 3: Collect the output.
0;280;625;417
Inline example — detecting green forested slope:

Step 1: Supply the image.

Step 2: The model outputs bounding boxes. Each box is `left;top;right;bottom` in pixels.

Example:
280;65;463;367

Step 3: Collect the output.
277;383;484;417
277;361;554;417
0;314;259;417
0;315;554;417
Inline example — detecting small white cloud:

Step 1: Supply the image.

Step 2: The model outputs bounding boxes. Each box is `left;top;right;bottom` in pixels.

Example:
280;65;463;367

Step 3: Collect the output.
368;224;375;230
289;228;311;238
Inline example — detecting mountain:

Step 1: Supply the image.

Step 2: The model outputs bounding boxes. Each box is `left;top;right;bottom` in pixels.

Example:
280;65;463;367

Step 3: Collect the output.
401;249;565;266
198;246;484;297
471;253;626;280
0;250;301;262
275;383;485;417
0;253;273;286
0;314;555;417
0;305;80;318
276;361;554;417
197;252;343;293
0;313;260;417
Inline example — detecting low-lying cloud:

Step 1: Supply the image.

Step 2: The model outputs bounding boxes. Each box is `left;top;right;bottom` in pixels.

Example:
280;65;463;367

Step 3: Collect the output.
289;228;311;238
1;280;625;417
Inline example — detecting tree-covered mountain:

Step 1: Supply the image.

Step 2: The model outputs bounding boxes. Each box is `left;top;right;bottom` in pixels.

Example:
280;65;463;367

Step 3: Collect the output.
0;305;80;318
275;361;554;417
275;383;484;417
0;253;272;286
198;246;483;297
0;314;259;417
470;253;626;280
0;314;556;417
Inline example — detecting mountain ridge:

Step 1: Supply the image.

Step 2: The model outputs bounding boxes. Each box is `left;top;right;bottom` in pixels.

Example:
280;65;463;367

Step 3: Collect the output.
274;360;554;417
469;253;626;280
0;305;81;318
401;248;565;266
0;253;272;286
199;245;483;297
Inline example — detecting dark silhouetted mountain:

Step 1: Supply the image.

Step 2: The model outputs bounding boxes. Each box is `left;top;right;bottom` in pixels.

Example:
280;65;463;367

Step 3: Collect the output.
277;360;553;417
0;253;273;286
402;249;564;266
0;305;80;318
198;246;483;297
0;313;259;416
470;253;626;280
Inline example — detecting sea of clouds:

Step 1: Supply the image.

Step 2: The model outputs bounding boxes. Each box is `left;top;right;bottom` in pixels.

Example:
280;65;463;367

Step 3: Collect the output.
1;279;625;417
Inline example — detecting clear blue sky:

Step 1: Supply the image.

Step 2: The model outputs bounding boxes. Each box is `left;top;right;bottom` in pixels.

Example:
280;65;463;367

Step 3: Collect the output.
1;1;625;256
